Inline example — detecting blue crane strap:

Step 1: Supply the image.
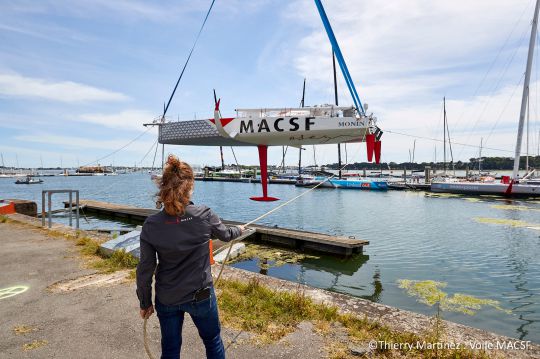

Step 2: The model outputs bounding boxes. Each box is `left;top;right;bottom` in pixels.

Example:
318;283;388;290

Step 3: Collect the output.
314;0;365;115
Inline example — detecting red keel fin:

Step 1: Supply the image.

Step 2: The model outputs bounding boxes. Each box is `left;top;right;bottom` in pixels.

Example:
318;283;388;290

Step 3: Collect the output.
374;140;381;164
250;145;279;202
366;134;375;162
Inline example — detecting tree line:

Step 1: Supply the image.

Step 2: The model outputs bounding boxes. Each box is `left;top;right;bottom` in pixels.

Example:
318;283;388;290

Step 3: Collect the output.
324;155;540;171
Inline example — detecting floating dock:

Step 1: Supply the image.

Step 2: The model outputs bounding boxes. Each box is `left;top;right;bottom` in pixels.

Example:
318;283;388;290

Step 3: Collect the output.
195;177;296;185
66;199;368;256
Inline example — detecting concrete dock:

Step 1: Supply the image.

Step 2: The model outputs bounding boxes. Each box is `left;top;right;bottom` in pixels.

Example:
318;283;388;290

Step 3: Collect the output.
0;219;334;359
66;199;368;256
1;217;538;359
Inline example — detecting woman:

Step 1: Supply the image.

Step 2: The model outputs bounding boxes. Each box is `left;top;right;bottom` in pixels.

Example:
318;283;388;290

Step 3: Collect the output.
136;155;243;359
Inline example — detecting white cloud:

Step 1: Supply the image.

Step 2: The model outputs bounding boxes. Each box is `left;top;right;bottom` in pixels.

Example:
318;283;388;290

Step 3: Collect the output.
0;1;217;22
14;133;155;152
276;0;538;163
78;110;159;131
0;72;129;103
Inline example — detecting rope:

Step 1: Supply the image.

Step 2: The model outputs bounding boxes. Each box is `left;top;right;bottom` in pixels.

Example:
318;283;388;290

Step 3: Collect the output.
229;147;242;176
143;113;366;358
151;138;160;171
143;319;155;359
384;129;515;154
139;139;158;167
214;143;363;286
142;157;360;356
161;0;216;119
80;127;152;168
142;2;216;356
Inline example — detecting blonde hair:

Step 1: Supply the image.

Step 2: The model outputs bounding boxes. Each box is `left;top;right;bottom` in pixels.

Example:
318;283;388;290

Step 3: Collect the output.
156;155;194;216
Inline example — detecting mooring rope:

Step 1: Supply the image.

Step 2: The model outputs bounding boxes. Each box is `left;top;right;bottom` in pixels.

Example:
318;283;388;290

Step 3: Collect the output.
213;161;352;286
143;119;367;358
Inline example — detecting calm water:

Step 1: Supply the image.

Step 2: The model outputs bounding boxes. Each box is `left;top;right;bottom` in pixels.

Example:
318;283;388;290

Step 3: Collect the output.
1;173;540;342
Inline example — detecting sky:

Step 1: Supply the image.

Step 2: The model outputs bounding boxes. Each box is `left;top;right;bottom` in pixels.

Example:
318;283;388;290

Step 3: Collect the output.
1;0;540;168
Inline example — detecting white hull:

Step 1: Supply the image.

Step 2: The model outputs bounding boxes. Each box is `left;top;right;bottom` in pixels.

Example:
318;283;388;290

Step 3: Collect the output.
431;181;540;197
160;106;374;147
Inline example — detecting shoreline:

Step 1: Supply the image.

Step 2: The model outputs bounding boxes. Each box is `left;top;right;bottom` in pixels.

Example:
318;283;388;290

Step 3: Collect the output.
1;212;539;358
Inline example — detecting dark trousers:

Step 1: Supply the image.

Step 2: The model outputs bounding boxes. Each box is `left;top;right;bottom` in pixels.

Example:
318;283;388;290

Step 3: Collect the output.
155;288;225;359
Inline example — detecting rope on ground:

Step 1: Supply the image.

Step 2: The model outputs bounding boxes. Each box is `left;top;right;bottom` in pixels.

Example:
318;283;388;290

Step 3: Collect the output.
143;319;155;359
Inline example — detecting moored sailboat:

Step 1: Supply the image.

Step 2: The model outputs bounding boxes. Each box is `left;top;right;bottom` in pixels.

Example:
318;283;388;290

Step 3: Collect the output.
431;0;540;197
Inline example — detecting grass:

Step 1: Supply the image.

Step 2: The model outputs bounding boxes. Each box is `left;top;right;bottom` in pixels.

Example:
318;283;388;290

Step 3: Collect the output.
217;279;492;358
1;218;500;357
218;278;338;342
13;325;37;335
0;214;9;223
22;340;48;351
75;236;138;273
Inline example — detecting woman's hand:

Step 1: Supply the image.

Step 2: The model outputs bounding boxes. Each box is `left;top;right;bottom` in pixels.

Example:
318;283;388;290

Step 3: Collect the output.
140;305;154;319
238;225;246;233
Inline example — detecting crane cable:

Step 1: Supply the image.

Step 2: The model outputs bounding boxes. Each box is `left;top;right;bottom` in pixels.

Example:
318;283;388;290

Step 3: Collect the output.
142;2;216;357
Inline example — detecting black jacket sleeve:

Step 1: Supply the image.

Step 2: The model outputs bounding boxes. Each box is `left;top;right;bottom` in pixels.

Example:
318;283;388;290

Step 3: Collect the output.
136;226;156;309
205;208;242;242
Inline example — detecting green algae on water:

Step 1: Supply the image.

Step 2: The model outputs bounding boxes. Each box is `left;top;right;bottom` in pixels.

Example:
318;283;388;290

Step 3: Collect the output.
229;243;320;269
398;279;510;316
474;217;540;230
491;204;540;211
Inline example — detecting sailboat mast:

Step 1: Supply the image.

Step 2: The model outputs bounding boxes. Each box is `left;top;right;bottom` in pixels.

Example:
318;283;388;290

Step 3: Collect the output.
333;51;342;179
513;0;540;180
443;97;447;175
538;128;540;156
479;138;483;173
526;92;530;171
298;78;306;176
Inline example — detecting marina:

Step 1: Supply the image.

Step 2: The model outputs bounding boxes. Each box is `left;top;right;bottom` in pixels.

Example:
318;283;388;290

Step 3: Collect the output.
2;173;540;343
2;0;540;356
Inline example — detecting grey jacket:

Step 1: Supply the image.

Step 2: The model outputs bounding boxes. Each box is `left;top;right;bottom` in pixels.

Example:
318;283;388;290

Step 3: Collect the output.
136;203;241;309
